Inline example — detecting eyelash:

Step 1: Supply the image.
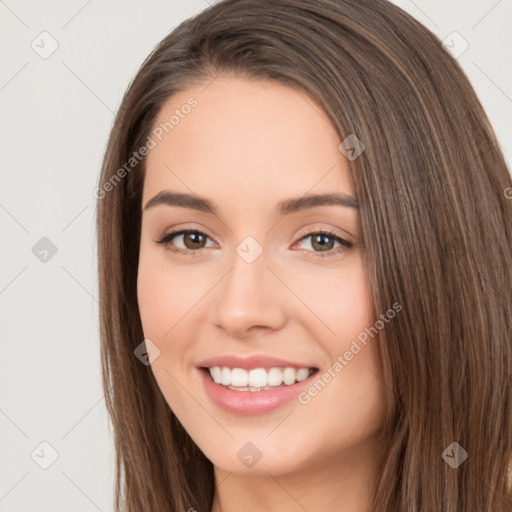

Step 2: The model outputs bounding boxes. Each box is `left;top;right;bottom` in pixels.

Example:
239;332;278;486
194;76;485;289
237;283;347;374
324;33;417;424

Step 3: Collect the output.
154;228;353;259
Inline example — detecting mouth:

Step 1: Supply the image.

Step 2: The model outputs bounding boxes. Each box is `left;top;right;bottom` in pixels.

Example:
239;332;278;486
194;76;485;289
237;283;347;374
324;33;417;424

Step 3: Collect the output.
200;366;319;392
197;360;320;415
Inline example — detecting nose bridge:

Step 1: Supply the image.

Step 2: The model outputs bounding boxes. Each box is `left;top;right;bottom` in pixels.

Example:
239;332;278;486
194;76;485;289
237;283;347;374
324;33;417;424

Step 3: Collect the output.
211;236;286;336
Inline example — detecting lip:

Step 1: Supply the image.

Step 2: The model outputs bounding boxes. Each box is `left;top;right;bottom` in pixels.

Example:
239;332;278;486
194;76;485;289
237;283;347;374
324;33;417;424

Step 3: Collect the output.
196;354;317;370
197;356;319;415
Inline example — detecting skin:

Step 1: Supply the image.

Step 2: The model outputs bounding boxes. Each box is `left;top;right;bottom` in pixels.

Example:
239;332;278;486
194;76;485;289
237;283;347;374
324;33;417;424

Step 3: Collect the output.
137;76;386;512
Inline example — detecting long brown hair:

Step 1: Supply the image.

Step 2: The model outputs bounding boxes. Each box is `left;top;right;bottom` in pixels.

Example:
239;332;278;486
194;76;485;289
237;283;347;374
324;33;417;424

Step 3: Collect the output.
95;0;512;510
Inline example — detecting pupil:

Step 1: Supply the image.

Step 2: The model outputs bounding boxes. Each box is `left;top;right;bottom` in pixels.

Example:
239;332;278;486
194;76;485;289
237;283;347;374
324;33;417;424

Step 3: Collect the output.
312;234;333;251
185;232;205;249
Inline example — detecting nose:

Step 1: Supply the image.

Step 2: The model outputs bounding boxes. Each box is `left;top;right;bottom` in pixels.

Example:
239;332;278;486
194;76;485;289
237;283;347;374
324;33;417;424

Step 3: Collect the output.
211;244;287;339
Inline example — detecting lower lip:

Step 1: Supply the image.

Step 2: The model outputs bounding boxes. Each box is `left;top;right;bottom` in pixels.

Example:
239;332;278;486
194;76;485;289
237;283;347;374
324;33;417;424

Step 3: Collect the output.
198;368;316;415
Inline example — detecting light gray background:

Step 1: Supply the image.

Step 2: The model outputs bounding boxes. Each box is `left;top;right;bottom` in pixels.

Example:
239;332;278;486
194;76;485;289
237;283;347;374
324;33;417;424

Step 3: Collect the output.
1;1;510;510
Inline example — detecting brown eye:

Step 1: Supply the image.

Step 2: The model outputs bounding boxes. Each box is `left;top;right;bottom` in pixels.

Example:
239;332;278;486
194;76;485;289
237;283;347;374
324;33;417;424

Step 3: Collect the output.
155;229;215;253
310;233;336;252
293;231;353;258
182;232;207;249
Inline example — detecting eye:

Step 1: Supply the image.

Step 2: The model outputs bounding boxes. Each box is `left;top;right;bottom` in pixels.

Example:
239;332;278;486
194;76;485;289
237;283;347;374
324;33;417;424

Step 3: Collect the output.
154;228;354;258
292;230;353;258
154;229;215;254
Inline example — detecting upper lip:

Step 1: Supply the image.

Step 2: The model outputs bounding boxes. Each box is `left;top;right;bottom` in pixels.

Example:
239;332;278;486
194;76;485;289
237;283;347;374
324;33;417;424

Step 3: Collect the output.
197;354;318;370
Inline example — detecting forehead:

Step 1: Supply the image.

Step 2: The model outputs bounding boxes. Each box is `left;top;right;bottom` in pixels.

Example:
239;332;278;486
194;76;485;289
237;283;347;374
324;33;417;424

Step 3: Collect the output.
142;76;354;210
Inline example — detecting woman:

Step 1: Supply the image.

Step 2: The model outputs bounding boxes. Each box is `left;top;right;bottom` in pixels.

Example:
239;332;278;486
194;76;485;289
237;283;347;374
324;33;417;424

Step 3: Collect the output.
95;0;512;510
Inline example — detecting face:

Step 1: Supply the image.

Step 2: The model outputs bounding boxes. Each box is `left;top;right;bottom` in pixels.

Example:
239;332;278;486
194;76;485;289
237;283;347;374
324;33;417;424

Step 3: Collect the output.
137;76;386;477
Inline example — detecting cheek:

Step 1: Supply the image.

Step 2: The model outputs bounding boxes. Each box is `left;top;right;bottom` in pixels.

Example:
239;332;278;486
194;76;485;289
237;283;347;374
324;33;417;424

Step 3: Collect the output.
136;249;207;340
287;256;373;342
137;263;176;340
136;253;197;408
289;258;384;426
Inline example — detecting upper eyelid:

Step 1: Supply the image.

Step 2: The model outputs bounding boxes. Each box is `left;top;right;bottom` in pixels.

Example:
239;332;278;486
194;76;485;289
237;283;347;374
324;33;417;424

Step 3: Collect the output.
294;226;351;241
168;228;218;245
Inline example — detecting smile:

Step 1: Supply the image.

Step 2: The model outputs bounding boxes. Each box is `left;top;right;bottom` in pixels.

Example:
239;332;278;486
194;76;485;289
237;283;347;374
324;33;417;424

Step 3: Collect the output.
205;366;315;391
196;355;320;415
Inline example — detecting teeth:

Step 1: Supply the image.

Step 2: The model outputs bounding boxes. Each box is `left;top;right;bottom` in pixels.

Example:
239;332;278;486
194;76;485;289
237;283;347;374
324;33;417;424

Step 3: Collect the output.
207;366;313;390
231;368;248;387
210;366;222;384
221;367;231;386
282;367;296;385
267;367;283;386
249;368;267;388
296;368;309;382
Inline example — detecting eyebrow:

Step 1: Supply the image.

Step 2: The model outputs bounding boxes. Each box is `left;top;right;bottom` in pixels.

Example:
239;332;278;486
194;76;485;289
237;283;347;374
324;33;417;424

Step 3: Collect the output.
143;190;359;215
